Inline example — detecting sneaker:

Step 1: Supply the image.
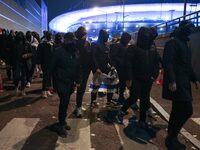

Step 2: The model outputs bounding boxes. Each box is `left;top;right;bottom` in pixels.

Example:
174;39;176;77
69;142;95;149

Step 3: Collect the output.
21;90;26;96
74;107;82;118
42;91;47;99
57;125;67;138
91;100;99;106
114;111;126;124
174;138;186;149
165;137;184;150
147;107;157;117
15;88;20;96
26;82;31;88
47;90;53;97
64;122;71;130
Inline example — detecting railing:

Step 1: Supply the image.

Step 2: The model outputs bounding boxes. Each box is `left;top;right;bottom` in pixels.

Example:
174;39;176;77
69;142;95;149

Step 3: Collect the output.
132;10;200;38
155;10;200;35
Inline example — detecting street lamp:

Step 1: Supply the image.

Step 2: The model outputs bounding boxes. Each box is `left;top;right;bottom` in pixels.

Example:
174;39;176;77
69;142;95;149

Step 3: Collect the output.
122;0;125;31
93;8;108;30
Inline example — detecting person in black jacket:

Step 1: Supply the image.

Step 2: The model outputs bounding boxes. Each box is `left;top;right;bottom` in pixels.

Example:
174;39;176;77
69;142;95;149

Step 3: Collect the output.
74;26;93;117
11;31;33;96
51;32;80;138
110;32;131;105
37;32;54;98
115;26;160;125
162;20;199;150
26;31;39;87
91;29;113;105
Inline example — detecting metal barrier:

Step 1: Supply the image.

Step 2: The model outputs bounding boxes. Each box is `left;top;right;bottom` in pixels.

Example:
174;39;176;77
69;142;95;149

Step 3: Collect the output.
155;10;200;35
132;10;200;38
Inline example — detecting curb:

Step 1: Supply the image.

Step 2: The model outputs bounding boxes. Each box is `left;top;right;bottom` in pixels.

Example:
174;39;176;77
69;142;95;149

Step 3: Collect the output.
150;97;200;149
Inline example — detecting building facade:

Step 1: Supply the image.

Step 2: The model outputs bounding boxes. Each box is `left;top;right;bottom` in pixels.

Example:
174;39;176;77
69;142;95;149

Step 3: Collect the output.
0;0;47;35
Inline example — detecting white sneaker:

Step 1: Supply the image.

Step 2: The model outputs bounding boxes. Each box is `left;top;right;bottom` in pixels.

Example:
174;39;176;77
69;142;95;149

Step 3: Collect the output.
26;82;31;88
21;90;26;96
91;100;99;106
42;91;47;99
15;88;20;96
47;90;53;97
147;107;156;117
75;107;82;118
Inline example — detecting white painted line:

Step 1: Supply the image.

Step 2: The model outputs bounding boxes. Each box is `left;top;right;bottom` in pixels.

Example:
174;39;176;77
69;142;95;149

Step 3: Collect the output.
192;118;200;126
56;119;91;150
0;118;39;149
114;123;159;150
150;97;200;149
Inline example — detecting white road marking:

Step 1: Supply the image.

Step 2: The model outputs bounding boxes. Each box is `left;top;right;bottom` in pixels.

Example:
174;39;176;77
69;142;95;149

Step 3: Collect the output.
56;119;91;150
150;97;200;149
0;118;39;149
192;118;200;125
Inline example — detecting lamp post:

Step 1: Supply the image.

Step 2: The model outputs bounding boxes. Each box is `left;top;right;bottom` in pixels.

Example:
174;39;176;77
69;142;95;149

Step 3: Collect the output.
122;0;125;31
169;9;175;20
183;0;187;20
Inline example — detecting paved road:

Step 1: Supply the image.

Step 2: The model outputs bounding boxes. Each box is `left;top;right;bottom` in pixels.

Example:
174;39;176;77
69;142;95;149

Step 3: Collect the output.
0;68;199;150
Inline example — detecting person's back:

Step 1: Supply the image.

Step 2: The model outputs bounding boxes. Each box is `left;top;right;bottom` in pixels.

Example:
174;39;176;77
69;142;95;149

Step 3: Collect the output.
126;44;159;81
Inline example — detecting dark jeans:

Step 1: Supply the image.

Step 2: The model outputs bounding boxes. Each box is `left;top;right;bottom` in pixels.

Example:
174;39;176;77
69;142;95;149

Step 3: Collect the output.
76;67;91;107
13;63;28;90
121;79;152;122
42;67;52;91
168;101;193;138
27;64;35;82
57;87;72;125
116;68;126;100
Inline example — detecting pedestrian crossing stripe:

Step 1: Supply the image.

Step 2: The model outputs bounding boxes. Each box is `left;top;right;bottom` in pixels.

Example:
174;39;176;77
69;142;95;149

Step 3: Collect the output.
56;119;91;150
192;118;200;125
0;118;92;150
0;118;40;149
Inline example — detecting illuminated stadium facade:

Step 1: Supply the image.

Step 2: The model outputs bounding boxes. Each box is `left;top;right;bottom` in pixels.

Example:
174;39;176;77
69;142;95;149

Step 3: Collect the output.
49;3;200;38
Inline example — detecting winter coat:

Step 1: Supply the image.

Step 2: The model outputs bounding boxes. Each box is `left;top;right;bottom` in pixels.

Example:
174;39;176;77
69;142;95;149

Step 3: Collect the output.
125;45;160;81
51;45;80;94
91;42;110;73
37;40;54;70
162;37;197;101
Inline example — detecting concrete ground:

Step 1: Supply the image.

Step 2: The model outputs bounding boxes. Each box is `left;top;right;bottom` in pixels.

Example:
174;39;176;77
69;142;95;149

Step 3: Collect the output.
0;67;199;150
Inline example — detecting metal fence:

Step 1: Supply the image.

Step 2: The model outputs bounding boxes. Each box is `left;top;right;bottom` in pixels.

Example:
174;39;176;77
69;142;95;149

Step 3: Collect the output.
155;10;200;35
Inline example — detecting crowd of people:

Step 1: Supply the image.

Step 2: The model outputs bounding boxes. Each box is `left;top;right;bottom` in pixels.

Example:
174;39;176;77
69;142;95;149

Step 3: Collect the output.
0;20;199;150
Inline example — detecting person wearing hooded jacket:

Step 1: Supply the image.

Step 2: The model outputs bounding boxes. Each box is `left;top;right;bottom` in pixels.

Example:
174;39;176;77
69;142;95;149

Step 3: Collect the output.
11;31;33;96
25;31;39;87
91;29;113;105
115;26;160;125
74;26;93;117
110;32;131;105
162;20;199;150
51;32;80;138
37;31;54;98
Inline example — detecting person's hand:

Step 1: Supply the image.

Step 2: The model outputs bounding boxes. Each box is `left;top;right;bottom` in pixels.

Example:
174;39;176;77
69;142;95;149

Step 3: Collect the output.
22;54;28;59
126;80;132;89
96;68;102;74
195;81;199;89
169;82;177;92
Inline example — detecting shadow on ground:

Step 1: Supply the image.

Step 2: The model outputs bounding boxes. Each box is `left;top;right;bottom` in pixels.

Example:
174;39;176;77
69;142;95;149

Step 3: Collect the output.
0;96;41;112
